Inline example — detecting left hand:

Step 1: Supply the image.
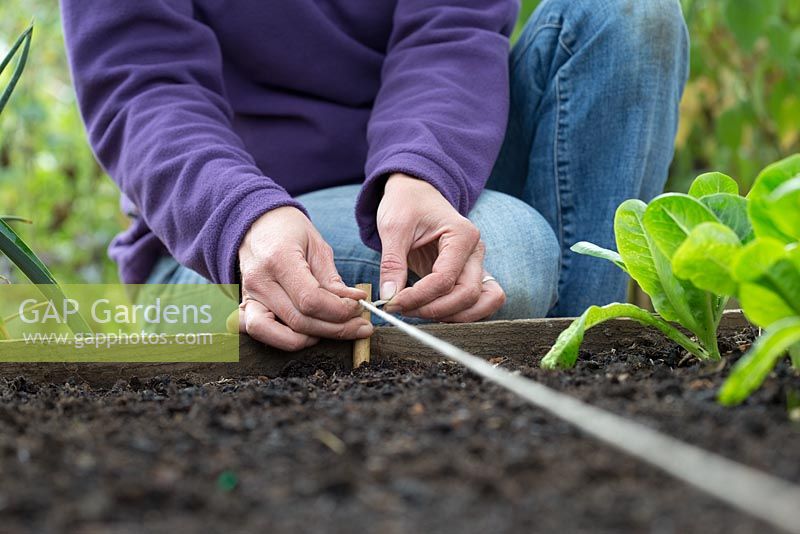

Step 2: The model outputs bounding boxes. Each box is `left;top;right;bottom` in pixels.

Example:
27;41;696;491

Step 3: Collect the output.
376;173;505;322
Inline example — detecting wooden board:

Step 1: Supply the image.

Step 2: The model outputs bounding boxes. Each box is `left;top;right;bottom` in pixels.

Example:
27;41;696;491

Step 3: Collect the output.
0;311;753;387
373;311;753;362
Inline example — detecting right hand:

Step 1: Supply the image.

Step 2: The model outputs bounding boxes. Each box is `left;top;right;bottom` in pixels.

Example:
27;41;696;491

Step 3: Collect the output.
375;174;505;322
237;206;373;351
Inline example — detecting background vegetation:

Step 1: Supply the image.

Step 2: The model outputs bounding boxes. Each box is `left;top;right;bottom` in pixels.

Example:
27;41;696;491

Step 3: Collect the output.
0;1;124;283
0;0;798;284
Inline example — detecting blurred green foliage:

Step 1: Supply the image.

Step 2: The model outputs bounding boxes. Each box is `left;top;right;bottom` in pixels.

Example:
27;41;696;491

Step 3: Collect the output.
0;1;124;284
0;0;798;284
671;0;800;192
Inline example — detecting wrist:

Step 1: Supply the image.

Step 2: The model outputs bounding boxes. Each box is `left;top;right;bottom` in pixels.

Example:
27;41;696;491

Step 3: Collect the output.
386;172;419;184
216;186;306;285
239;205;305;264
385;172;440;198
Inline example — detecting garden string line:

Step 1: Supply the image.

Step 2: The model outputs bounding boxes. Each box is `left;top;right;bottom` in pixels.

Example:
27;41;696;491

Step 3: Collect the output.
360;300;800;534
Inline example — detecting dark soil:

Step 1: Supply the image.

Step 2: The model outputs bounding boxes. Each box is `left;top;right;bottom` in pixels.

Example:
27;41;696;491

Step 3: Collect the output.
1;329;799;534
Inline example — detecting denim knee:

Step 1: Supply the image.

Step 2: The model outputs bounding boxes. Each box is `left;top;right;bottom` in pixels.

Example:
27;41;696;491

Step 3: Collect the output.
593;0;686;70
527;0;688;73
604;0;688;67
468;191;560;319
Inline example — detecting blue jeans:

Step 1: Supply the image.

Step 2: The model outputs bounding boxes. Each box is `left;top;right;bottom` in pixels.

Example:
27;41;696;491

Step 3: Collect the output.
149;0;689;319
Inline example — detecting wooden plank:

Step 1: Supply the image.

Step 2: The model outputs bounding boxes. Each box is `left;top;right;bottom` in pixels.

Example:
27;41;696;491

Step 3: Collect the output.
0;311;753;386
372;310;753;363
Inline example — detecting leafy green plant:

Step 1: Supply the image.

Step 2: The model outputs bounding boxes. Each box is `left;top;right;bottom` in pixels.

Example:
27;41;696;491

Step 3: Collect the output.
0;25;31;114
542;154;800;406
672;154;800;404
0;25;90;336
541;171;752;369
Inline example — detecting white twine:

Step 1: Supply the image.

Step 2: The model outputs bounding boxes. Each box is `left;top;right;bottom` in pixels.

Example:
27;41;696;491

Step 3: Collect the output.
361;299;800;534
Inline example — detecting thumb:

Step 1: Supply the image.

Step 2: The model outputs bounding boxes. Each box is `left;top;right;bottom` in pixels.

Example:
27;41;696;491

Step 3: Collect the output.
307;235;365;301
379;231;413;301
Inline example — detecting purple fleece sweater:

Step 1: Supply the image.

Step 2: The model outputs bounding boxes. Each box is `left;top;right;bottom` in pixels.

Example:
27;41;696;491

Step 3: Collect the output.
61;0;517;284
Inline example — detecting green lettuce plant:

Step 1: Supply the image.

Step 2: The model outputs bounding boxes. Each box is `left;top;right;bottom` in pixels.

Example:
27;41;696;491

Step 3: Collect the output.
0;25;90;336
542;153;800;406
673;155;800;405
542;171;752;369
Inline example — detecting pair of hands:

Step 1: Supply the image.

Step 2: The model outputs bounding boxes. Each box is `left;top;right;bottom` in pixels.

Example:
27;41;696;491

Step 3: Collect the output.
237;173;506;350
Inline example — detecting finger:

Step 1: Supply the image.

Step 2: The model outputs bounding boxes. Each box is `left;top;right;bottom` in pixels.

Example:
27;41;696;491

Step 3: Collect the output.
327;284;369;301
404;243;484;320
307;237;367;301
234;302;246;333
378;223;414;301
440;277;506;323
238;290;252;333
388;224;479;312
270;250;363;323
264;281;374;340
243;298;319;351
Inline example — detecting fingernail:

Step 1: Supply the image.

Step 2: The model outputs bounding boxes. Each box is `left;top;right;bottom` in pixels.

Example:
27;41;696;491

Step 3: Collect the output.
384;303;401;313
380;281;397;301
357;323;374;337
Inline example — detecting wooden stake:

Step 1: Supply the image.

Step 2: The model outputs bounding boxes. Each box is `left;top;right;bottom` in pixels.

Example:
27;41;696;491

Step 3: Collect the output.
353;283;372;368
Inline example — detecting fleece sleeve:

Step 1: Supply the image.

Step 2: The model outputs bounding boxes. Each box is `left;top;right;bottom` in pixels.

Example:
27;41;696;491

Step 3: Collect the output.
60;0;306;284
355;0;519;250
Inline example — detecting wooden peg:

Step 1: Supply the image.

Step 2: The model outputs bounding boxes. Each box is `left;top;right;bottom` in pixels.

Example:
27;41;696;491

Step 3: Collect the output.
353;283;372;368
